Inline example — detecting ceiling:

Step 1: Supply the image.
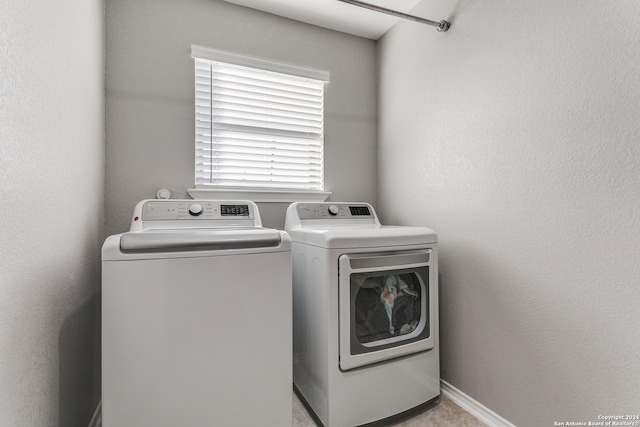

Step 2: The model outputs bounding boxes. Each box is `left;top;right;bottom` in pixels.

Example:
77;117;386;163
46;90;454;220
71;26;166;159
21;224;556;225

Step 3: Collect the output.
222;0;422;40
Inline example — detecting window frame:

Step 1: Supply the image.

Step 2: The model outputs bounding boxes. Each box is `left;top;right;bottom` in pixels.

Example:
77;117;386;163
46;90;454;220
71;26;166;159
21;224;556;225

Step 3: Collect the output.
188;45;331;202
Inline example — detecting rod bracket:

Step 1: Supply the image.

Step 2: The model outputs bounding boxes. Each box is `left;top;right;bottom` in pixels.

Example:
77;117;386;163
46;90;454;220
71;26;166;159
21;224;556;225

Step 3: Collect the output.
437;20;450;32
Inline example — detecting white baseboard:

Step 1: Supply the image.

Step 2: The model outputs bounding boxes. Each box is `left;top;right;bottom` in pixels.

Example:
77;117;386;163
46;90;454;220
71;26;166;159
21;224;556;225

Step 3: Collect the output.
441;380;516;427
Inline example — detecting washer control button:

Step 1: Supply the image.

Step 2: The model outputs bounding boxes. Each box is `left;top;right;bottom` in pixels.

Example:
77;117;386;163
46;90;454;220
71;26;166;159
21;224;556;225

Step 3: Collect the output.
328;205;339;216
188;203;203;216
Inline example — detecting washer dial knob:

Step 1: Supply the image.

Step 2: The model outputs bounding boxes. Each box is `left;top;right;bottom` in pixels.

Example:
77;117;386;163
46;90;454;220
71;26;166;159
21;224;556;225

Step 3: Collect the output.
188;203;203;216
328;205;339;216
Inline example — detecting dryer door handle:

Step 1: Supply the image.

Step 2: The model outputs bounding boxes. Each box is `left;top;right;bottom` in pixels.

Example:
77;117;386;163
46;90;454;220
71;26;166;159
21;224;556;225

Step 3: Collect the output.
119;229;282;253
346;250;430;270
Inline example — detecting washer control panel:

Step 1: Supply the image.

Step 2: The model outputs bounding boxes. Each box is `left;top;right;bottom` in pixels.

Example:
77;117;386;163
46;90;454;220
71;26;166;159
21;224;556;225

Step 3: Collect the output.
141;201;253;220
129;199;261;231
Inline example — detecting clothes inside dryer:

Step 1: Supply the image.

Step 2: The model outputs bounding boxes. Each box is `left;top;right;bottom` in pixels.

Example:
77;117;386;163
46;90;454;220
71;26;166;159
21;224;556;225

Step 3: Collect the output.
354;272;423;343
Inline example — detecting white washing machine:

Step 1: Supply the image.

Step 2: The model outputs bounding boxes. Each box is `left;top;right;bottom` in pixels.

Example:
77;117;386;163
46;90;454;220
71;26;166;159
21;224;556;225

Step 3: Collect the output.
285;202;439;427
102;199;292;427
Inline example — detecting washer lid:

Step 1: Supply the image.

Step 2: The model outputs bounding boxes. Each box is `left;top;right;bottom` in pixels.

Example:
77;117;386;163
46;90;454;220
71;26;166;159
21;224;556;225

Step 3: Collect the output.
287;225;437;249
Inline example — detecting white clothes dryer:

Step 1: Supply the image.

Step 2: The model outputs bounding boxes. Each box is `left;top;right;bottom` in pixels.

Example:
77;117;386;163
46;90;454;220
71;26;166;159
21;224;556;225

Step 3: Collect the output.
102;199;292;427
285;202;439;427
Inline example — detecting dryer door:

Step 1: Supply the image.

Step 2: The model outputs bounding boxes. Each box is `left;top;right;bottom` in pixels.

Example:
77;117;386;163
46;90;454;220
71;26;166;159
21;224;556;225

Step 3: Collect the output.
338;249;435;371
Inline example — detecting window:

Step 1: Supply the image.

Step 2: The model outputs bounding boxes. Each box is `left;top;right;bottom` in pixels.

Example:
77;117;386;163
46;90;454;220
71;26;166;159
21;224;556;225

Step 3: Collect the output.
190;46;330;201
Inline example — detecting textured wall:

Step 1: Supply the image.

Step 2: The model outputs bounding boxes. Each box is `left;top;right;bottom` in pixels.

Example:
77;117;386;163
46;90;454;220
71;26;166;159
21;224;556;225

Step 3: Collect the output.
105;0;378;233
0;0;104;425
378;0;640;425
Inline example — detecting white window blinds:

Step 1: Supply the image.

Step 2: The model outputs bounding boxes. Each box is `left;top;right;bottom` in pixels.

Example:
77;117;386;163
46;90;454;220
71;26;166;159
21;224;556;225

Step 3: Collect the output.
193;48;328;191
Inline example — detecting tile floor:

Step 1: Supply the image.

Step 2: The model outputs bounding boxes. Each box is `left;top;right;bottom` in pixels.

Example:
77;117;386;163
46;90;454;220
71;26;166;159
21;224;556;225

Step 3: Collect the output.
292;392;488;427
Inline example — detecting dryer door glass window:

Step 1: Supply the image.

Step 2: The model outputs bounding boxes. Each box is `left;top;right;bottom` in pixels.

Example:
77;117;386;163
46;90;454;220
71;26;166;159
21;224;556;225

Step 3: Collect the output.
350;267;430;354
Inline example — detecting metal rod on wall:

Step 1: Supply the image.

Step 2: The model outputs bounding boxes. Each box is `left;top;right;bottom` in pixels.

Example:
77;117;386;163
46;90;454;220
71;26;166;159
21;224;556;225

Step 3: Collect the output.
337;0;450;32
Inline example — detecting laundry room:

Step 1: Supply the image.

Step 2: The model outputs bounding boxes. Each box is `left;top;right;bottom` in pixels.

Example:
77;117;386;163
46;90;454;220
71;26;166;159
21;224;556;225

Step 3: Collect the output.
1;0;639;426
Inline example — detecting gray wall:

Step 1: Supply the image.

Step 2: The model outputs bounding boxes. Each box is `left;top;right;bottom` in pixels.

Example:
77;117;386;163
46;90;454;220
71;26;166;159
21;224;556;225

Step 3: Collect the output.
105;0;378;234
378;1;640;425
0;0;104;426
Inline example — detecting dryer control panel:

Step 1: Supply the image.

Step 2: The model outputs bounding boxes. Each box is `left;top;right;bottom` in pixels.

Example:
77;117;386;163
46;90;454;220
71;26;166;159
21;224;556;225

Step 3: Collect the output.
285;202;381;229
129;199;262;231
296;203;374;219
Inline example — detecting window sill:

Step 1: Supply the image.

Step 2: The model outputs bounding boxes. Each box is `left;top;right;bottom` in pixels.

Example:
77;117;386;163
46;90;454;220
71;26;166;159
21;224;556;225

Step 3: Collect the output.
187;188;331;203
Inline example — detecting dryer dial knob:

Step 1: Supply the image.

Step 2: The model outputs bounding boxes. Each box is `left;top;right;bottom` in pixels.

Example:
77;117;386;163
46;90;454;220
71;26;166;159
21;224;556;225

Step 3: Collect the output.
328;205;339;216
188;203;203;216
